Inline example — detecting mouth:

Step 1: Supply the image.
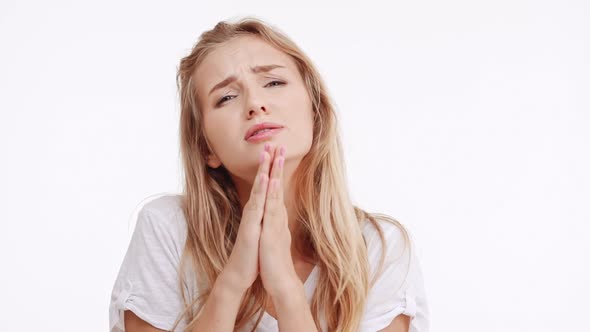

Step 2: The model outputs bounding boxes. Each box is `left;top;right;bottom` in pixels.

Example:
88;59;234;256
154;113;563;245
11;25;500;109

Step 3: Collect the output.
245;127;284;143
244;122;285;141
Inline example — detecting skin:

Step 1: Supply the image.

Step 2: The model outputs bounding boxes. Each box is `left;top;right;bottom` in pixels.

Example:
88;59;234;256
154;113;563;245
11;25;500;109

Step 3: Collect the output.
194;34;315;241
124;310;410;331
123;34;410;332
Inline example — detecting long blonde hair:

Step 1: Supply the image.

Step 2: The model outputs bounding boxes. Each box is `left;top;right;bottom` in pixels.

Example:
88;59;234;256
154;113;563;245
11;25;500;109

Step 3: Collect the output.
171;16;411;332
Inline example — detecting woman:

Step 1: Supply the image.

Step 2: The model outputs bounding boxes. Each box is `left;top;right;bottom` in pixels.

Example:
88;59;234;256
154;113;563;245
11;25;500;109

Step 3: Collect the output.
109;16;429;332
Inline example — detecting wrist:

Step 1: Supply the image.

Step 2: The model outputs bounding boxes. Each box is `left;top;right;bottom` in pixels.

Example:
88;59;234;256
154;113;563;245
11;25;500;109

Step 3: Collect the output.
271;282;309;316
269;276;305;301
216;270;248;299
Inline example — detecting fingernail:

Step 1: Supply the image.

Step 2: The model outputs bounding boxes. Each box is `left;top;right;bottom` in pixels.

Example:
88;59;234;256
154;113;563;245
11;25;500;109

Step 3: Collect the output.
280;146;285;156
264;143;270;151
279;157;284;168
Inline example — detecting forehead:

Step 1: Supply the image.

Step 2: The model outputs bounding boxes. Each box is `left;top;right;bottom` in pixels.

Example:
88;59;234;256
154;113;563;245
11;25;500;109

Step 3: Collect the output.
194;35;295;94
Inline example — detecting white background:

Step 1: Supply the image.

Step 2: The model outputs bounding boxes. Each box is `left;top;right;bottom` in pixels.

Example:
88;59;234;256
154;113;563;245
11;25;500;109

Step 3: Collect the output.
1;0;588;331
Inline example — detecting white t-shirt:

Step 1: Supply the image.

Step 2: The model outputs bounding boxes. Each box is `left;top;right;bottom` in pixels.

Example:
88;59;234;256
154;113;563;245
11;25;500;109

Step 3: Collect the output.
109;195;430;332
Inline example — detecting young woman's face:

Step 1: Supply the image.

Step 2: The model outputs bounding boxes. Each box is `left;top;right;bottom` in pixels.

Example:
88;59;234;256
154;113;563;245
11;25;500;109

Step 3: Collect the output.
194;35;314;182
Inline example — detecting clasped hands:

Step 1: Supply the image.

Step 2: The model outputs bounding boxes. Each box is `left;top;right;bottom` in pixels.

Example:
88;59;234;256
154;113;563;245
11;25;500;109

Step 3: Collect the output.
224;143;301;300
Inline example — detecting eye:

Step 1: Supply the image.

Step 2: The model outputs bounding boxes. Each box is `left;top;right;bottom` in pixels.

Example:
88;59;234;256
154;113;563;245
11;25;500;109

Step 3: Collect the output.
265;80;285;87
215;95;235;107
215;81;285;107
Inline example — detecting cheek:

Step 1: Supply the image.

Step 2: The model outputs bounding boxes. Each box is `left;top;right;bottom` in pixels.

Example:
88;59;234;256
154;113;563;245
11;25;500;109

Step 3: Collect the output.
297;93;315;139
299;94;315;136
297;112;315;156
288;104;315;148
301;108;314;134
203;116;225;151
203;114;241;152
284;86;314;122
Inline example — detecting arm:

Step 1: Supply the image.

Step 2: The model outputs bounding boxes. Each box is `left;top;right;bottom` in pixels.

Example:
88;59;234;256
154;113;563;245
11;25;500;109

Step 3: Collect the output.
377;314;411;332
123;271;245;332
272;284;411;332
255;146;317;331
273;281;318;332
190;271;246;332
124;311;166;332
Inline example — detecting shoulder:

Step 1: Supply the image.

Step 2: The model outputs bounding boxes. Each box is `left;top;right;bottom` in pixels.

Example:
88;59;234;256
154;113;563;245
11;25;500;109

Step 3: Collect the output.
139;193;185;221
129;193;188;256
109;194;190;332
360;214;424;296
362;215;413;269
361;215;410;245
135;194;186;235
358;214;430;331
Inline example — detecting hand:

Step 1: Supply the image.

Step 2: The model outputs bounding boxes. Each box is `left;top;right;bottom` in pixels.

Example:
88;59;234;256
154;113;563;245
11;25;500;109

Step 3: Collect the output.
221;143;274;295
258;144;300;298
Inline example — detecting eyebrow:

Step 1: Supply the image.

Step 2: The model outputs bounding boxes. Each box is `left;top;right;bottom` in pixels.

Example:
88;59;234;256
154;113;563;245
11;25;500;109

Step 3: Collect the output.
208;64;286;96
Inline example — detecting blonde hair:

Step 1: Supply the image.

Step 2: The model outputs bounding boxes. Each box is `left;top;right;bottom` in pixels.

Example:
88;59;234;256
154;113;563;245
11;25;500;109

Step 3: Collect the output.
171;16;411;332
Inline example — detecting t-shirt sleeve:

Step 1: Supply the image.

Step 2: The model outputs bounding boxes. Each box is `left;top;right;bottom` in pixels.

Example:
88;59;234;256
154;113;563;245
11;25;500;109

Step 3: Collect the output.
359;222;430;332
109;206;186;332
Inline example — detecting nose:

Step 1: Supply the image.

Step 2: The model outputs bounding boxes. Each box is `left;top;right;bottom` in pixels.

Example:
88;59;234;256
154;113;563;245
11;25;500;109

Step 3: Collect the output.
248;105;267;118
245;84;270;118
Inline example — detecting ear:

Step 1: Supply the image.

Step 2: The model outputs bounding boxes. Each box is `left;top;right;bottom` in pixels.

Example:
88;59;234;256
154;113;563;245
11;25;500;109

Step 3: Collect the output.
206;153;222;168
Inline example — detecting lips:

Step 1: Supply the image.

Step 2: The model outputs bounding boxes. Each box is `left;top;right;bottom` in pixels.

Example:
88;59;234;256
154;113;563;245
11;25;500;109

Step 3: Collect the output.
244;122;284;140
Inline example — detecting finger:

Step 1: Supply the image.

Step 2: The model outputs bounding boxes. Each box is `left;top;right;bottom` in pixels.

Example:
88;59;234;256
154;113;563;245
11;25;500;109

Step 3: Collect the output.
264;144;284;218
277;145;286;202
267;143;278;175
244;146;272;223
268;144;281;197
259;143;273;179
